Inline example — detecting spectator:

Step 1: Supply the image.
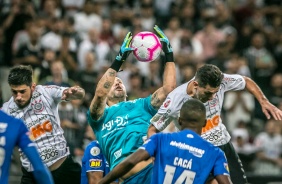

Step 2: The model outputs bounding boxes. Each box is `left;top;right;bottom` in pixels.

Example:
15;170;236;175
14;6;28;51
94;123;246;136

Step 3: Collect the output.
0;0;35;66
77;28;110;71
13;23;42;68
37;49;56;83
11;18;33;56
253;119;282;175
193;15;226;62
58;98;87;159
268;73;282;106
231;121;258;173
39;0;62;19
73;0;102;40
243;32;276;93
74;51;99;107
39;60;75;87
176;27;203;67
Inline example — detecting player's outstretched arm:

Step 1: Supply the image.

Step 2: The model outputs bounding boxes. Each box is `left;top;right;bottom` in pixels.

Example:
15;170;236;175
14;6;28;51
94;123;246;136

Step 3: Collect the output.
98;149;150;184
22;146;54;184
61;85;85;101
89;32;133;121
147;124;160;138
243;76;282;120
150;25;176;109
88;171;103;184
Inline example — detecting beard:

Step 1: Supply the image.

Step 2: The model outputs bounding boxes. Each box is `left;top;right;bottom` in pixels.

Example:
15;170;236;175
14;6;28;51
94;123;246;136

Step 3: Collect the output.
15;99;31;109
15;93;32;109
114;91;126;98
193;93;208;103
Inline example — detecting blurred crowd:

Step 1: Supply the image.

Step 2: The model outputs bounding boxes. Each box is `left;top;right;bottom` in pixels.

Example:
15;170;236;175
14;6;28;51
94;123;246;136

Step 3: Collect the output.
0;0;282;179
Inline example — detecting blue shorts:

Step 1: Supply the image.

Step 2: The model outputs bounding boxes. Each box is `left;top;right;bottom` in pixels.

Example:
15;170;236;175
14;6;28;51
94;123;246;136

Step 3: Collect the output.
122;163;153;184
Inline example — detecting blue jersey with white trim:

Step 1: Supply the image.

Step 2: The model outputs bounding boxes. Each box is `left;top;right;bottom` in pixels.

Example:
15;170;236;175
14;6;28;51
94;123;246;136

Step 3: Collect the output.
87;96;157;170
141;130;230;184
81;141;109;184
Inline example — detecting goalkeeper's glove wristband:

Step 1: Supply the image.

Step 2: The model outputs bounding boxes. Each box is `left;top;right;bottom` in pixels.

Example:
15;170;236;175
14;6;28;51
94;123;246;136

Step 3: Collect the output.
165;52;174;63
110;59;123;72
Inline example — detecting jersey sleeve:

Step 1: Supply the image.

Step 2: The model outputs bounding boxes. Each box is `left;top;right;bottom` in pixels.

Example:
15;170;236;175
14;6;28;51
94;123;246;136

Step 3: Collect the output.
140;95;158;116
212;149;230;177
42;85;68;102
150;92;184;131
140;134;159;157
221;74;246;92
84;142;107;173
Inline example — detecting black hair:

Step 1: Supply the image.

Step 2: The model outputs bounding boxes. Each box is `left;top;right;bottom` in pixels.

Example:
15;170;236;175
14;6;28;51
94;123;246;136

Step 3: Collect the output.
180;98;206;124
8;65;33;86
195;64;223;88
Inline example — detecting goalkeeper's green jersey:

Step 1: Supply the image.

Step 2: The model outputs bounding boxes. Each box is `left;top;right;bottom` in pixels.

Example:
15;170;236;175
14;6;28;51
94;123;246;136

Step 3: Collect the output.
87;95;157;170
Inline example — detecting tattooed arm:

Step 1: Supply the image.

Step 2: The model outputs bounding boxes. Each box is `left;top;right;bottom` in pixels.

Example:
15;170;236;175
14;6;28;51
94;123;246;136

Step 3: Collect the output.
89;32;133;121
150;26;176;109
150;62;176;109
89;69;117;121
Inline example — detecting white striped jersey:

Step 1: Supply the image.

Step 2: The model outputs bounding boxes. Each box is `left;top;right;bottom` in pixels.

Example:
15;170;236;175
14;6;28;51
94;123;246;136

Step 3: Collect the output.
151;74;246;146
2;85;70;171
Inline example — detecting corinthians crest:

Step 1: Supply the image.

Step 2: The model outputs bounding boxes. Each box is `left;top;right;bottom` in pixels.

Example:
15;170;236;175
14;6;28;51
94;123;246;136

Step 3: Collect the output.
31;99;44;112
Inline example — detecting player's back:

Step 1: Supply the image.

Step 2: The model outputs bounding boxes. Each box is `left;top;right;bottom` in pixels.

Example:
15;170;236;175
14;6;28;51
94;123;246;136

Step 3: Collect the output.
151;130;228;184
0;110;30;183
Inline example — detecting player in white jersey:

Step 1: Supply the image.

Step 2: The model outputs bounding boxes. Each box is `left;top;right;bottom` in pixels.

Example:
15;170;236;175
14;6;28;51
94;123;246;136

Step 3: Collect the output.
1;65;85;184
147;64;282;184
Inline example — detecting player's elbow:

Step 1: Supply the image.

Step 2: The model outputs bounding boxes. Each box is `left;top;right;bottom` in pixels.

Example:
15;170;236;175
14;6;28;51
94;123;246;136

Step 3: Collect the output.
147;124;158;138
163;84;176;96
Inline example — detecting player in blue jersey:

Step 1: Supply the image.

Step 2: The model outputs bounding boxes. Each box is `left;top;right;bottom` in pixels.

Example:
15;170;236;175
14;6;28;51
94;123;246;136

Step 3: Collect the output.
81;140;117;184
0;110;54;184
98;99;232;184
87;25;176;184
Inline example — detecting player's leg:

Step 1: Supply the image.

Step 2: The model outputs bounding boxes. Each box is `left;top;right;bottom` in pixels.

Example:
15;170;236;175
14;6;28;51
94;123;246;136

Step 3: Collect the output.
218;141;248;184
51;155;81;184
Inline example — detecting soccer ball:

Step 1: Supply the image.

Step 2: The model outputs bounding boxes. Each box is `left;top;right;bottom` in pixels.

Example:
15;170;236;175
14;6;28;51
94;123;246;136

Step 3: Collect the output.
131;31;162;62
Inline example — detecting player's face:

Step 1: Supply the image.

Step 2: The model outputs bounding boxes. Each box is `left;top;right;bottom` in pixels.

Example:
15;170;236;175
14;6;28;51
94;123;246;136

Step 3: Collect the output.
10;84;35;108
109;78;127;99
194;84;219;103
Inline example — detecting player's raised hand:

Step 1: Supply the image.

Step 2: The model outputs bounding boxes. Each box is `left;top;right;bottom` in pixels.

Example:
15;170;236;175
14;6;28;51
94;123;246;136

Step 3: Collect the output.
153;25;173;62
115;32;134;62
61;86;85;101
261;100;282;120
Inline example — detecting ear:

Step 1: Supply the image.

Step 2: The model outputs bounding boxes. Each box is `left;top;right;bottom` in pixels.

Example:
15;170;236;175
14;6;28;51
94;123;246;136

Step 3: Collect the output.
193;80;199;87
31;83;36;91
178;117;182;127
192;81;198;94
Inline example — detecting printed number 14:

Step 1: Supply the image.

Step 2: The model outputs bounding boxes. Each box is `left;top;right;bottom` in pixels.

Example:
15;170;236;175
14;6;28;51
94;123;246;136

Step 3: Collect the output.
163;165;196;184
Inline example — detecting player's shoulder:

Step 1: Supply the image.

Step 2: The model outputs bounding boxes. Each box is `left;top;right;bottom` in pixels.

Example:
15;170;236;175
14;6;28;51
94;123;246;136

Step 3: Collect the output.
221;73;244;83
171;82;189;95
1;97;15;110
85;141;103;157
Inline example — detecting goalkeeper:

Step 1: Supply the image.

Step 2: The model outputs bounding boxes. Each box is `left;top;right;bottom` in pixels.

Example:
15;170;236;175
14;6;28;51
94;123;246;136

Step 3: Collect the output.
87;25;176;183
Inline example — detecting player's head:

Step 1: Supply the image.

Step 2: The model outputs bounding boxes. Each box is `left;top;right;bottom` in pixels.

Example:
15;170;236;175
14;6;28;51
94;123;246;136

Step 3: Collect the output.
107;77;127;104
192;64;223;103
8;65;36;108
178;99;206;134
